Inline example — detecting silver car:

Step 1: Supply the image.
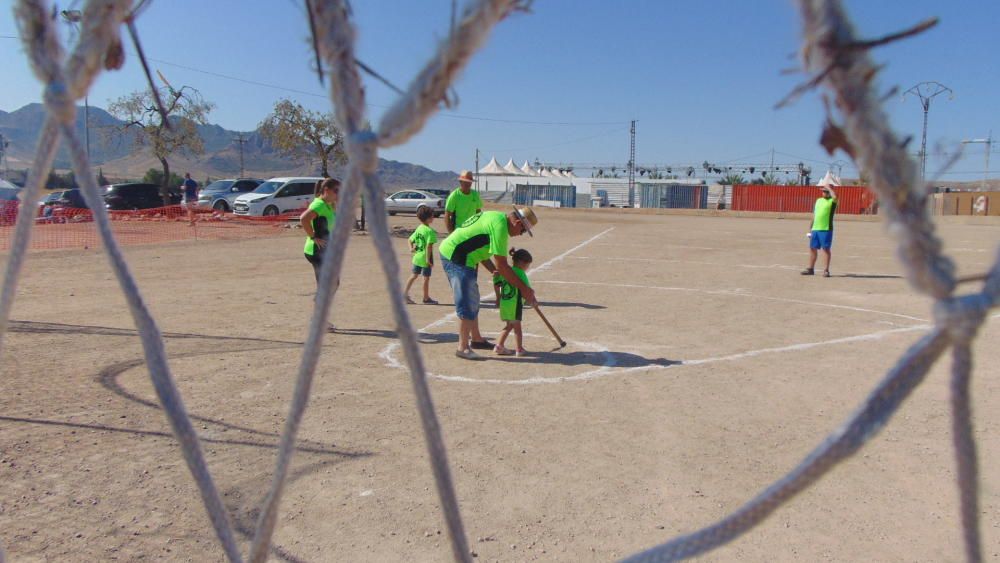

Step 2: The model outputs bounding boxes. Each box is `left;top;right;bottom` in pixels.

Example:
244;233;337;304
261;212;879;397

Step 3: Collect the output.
384;189;444;216
197;178;264;212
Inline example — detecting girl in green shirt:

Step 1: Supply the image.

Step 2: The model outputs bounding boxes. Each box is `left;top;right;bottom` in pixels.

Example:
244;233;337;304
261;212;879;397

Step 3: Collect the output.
494;248;533;357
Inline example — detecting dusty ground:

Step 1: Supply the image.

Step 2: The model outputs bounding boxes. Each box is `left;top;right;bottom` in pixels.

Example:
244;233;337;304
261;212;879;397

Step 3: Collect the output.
1;209;998;562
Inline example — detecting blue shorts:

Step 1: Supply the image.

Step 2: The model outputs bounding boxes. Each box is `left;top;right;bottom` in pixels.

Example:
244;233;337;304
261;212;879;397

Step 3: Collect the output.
411;264;432;277
441;256;479;320
810;230;833;250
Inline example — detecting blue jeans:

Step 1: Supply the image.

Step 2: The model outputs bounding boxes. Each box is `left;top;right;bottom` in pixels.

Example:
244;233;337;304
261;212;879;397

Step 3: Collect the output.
442;256;479;320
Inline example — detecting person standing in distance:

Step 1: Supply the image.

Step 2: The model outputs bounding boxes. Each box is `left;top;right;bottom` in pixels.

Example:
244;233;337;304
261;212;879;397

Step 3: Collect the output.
182;172;199;226
439;207;538;360
801;185;837;277
301;177;340;332
445;170;483;233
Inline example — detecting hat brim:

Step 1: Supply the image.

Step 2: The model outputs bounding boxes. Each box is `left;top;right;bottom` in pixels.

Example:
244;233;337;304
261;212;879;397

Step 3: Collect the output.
513;207;534;237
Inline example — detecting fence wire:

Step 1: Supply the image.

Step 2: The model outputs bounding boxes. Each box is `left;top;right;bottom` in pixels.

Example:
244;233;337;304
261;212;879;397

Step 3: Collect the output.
1;1;997;562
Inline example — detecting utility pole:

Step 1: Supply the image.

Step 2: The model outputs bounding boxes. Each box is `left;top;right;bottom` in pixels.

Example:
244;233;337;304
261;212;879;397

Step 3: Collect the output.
904;81;953;181
627;120;636;208
474;148;480;192
961;131;992;191
234;133;248;177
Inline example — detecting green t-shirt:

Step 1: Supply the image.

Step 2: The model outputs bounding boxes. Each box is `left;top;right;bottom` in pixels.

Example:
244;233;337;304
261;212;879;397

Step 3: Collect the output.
499;266;531;322
439;211;509;269
409;223;438;268
811;196;837;231
445;187;483;229
303;197;336;256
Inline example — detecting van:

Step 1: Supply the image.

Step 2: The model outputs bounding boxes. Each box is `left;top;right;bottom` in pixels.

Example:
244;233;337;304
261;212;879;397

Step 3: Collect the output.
232;177;323;216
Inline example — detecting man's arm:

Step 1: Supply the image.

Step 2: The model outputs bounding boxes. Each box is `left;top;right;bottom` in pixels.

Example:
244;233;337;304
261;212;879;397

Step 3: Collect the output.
491;255;535;306
446;211;456;233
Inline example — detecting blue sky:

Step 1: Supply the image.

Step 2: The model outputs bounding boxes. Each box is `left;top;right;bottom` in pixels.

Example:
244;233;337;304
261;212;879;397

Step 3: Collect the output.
2;0;998;181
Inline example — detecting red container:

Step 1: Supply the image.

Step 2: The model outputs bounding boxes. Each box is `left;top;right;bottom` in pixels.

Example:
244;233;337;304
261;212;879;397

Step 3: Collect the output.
731;185;877;214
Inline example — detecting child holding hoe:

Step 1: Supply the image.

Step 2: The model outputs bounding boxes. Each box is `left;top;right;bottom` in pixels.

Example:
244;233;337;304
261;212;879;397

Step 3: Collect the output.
494;247;533;356
405;206;439;305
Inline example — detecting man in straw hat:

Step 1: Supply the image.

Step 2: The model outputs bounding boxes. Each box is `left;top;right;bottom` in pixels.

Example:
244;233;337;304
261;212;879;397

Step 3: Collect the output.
445;170;483;233
439;206;539;360
801;184;837;277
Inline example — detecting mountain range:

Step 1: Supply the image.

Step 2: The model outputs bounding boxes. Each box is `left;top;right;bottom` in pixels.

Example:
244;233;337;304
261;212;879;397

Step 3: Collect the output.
0;103;457;189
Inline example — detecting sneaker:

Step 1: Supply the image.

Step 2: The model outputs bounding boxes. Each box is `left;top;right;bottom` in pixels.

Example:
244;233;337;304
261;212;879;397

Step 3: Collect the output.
455;349;484;361
470;339;493;350
800;268;814;276
515;349;528;357
405;296;416;304
823;270;831;278
422;298;439;305
494;345;514;356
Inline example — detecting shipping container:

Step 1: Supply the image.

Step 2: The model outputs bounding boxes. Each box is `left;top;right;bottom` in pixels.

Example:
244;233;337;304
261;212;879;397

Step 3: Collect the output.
731;185;877;214
513;184;577;209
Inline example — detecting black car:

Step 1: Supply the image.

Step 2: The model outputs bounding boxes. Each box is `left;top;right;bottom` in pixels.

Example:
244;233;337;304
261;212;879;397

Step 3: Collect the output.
104;183;181;210
52;188;90;209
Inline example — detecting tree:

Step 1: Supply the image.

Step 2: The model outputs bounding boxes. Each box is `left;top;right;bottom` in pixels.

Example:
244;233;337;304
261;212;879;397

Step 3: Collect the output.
258;99;346;177
760;171;781;185
108;85;214;205
142;168;183;188
719;173;745;186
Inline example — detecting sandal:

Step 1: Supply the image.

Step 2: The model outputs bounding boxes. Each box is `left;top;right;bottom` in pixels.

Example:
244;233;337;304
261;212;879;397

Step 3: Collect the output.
422;298;438;305
494;345;514;356
823;270;831;278
405;296;416;304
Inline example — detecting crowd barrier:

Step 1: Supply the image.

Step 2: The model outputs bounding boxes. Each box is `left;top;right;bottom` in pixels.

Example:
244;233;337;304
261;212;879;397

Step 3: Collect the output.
0;203;300;251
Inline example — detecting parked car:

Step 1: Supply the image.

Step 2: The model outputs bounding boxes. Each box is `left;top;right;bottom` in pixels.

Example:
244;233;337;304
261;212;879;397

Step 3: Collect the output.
52;188;90;209
384;189;444;216
232;177;322;216
104;183;181;210
422;188;452;199
197;178;264;212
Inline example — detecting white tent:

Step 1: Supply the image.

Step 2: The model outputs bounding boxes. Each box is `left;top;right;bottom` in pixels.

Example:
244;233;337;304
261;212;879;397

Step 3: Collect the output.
564;170;577;178
502;158;524;176
478;157;505;175
540;168;555;177
520;161;539;176
817;170;841;187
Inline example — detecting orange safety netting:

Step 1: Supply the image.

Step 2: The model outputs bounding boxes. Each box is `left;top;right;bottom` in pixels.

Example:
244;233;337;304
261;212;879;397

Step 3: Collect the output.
1;203;301;251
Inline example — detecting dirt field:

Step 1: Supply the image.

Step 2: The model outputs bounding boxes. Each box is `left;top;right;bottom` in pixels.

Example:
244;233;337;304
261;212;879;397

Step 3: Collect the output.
2;209;998;562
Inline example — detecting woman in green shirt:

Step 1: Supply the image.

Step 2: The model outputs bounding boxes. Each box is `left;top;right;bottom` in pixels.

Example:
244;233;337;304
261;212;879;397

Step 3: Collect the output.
300;178;340;331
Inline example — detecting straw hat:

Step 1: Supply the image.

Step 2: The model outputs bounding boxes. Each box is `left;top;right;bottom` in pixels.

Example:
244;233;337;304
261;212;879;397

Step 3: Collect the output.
457;170;475;183
512;206;538;237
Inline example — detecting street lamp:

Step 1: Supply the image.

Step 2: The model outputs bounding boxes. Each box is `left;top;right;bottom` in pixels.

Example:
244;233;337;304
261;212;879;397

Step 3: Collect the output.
59;9;91;162
904;81;953;181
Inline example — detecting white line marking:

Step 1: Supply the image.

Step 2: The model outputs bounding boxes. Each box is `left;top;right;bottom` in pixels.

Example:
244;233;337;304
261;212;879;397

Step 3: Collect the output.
536;280;929;323
570;255;800;271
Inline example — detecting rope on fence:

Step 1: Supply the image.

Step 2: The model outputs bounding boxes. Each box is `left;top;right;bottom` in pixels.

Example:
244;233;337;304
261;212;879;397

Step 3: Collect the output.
3;0;997;562
621;1;999;561
11;1;243;561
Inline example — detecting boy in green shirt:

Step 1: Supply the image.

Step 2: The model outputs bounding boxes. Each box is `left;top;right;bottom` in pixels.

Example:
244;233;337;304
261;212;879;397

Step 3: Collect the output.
404;206;438;304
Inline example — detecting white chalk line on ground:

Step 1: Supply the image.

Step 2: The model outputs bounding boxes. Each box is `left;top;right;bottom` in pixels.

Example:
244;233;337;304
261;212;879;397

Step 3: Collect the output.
377;226;963;385
537;280;929;323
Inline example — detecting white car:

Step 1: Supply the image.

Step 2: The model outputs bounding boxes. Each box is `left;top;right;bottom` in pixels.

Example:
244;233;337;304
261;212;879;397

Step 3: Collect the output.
232;177;323;216
384;189;445;216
